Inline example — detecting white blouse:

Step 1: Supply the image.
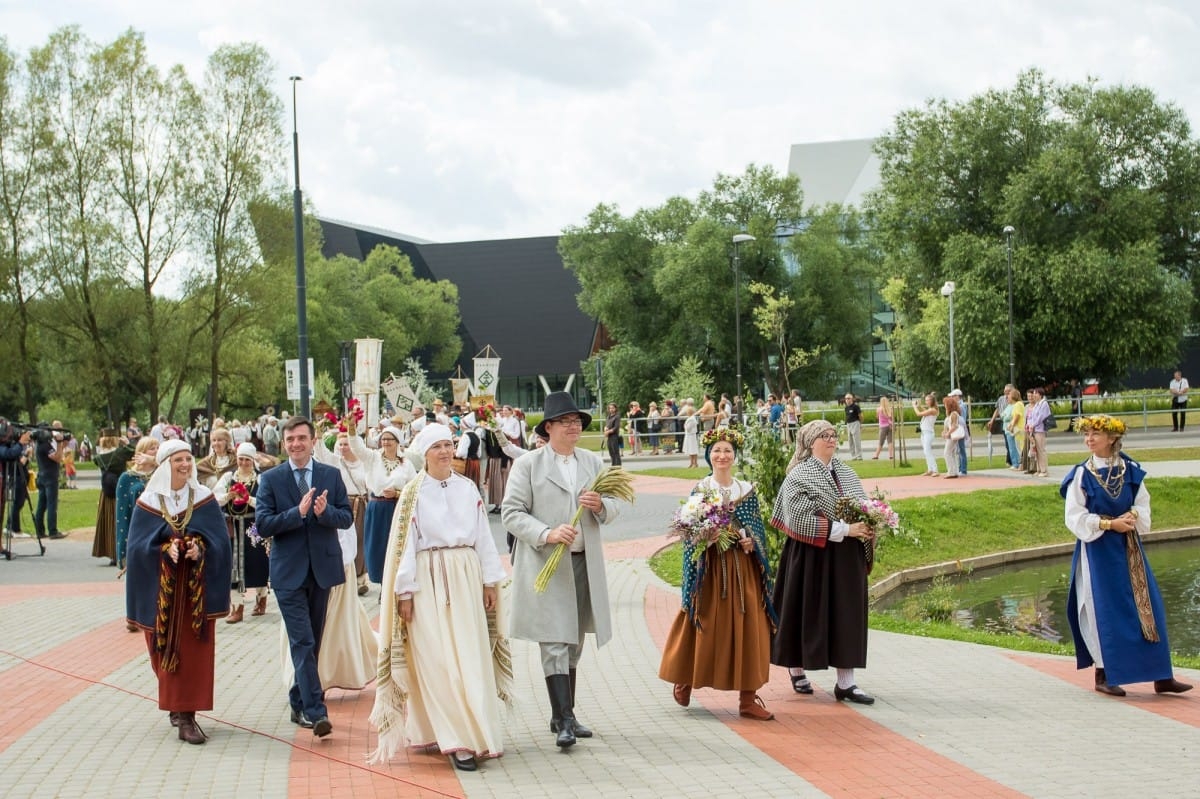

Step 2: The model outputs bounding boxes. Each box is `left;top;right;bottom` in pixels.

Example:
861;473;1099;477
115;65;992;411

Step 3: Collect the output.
348;434;415;497
392;473;506;595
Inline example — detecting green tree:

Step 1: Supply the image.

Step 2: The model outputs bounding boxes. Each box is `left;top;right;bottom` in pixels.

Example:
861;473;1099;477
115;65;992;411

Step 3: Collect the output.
190;43;284;415
869;69;1195;393
0;37;51;419
562;164;810;401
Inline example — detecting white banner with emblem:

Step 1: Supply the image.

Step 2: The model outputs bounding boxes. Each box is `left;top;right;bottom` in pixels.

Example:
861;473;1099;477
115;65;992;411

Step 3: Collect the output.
473;353;500;397
381;374;421;423
353;338;383;430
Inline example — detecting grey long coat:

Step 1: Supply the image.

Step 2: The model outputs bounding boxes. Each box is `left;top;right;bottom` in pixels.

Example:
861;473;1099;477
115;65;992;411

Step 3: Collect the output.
502;446;621;647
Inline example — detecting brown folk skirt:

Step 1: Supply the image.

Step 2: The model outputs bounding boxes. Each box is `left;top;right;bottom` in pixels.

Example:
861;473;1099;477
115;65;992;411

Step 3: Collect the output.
92;494;116;560
144;619;217;712
658;547;771;691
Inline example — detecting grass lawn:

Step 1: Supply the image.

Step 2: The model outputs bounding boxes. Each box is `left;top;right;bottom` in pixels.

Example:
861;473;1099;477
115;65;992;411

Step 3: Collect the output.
21;487;104;533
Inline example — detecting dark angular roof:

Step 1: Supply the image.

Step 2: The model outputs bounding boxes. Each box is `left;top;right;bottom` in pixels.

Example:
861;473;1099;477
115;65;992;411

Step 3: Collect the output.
316;218;595;377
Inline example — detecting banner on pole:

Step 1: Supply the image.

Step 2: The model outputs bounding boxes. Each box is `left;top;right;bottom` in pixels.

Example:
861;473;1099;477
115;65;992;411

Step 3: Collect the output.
381;374;421;423
352;339;383;429
473;348;500;396
450;378;472;407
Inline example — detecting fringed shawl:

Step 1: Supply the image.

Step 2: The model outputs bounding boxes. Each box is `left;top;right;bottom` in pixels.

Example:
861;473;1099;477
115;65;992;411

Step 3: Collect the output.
680;482;779;631
367;471;514;764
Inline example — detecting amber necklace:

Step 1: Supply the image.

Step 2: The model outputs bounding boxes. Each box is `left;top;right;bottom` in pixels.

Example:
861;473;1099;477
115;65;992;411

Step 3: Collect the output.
1086;455;1126;499
159;488;196;533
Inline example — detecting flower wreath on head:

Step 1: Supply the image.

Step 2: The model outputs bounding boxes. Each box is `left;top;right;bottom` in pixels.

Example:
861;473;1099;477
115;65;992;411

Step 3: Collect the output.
1073;414;1126;435
701;427;744;451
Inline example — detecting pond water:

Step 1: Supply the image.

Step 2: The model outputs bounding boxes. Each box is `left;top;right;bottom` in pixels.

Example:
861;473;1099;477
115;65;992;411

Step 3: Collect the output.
875;539;1200;657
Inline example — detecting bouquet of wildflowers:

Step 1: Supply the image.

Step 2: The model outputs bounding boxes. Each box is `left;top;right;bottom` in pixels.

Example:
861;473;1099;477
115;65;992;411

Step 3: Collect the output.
246;522;265;549
834;494;899;537
668;489;741;563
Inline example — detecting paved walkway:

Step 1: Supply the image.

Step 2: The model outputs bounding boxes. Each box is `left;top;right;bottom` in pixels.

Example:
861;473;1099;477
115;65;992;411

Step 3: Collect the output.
3;462;1198;798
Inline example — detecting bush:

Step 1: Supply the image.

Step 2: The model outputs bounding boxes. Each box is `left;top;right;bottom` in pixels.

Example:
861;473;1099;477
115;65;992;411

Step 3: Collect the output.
737;420;793;572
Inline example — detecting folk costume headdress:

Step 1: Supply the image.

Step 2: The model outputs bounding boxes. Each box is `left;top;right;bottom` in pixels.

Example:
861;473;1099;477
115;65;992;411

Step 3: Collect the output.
701;426;744;468
788;419;836;471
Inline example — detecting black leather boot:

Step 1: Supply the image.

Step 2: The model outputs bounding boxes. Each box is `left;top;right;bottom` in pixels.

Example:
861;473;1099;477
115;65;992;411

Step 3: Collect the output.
546;674;576;748
550;668;593;738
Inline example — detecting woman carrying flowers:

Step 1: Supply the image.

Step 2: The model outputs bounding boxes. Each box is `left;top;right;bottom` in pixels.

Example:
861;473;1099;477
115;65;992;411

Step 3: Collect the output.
214;443;270;623
1061;414;1192;697
658;428;778;721
770;419;879;705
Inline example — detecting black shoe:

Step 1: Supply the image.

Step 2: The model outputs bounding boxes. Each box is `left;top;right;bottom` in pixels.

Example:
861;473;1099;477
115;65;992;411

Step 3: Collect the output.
833;684;875;705
290;708;313;728
1154;678;1193;694
47;532;66;540
450;754;478;771
790;672;814;695
1094;668;1127;697
311;716;332;737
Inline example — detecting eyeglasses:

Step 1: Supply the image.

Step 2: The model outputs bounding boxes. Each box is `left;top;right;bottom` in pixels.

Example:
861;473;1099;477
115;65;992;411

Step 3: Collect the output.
553;417;584;427
816;432;838;442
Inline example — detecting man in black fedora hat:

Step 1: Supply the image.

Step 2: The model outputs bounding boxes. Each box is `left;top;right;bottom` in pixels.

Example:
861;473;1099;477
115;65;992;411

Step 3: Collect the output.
502;391;623;749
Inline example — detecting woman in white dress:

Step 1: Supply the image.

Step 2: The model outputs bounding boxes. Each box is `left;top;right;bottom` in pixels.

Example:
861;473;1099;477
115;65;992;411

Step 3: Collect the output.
369;424;510;772
360;427;416;587
912;393;940;476
681;402;700;468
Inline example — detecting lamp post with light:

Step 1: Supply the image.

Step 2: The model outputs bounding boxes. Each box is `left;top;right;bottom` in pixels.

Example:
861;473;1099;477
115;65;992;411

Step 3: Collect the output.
289;75;311;419
731;233;756;396
1003;225;1016;387
941;280;956;394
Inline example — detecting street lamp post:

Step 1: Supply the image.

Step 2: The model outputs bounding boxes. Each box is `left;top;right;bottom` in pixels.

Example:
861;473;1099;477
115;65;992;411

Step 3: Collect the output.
290;76;311;419
731;233;756;397
1003;225;1016;387
941;280;956;394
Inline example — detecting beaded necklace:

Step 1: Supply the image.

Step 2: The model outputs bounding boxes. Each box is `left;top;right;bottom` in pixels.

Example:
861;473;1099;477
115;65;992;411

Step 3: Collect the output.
1086;455;1126;499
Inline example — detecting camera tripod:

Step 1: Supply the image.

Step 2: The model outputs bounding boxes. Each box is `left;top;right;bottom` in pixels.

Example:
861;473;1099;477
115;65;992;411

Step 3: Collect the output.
1;459;43;560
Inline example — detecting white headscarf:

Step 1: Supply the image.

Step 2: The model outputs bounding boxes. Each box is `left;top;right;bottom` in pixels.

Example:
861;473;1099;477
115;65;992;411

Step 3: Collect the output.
236;442;257;459
143;439;207;504
406;422;453;473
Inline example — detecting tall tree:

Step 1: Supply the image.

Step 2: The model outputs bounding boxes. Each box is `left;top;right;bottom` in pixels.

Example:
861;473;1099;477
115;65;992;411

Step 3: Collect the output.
0;37;51;418
190;43;284;414
103;29;198;417
31;26;133;422
869;69;1195;393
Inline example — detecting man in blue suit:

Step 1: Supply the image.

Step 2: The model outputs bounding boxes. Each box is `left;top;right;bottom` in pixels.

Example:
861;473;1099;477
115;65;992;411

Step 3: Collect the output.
255;415;352;738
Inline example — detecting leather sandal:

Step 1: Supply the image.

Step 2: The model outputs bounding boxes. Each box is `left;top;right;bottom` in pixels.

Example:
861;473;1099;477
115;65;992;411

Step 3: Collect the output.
790;672;813;695
738;691;774;720
251;596;267;616
225;605;244;624
673;683;692;707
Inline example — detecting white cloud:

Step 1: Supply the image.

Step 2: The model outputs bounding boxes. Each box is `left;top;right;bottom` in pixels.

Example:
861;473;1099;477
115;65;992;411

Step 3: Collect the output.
3;0;1199;241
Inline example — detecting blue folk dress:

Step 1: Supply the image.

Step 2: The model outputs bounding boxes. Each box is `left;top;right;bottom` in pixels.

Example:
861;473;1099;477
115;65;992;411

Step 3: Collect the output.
1061;454;1173;685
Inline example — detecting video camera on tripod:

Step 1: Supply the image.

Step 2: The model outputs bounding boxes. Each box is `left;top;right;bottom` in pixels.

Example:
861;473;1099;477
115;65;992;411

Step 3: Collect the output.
0;419;72;445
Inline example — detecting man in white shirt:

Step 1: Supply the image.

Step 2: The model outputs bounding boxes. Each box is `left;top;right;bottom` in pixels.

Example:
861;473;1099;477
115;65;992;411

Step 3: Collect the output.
1169;369;1189;432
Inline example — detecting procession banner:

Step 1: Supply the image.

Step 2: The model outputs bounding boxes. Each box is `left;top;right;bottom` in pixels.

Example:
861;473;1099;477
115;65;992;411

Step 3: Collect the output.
450;378;472;407
353;338;383;430
473;354;500;396
381;374;420;423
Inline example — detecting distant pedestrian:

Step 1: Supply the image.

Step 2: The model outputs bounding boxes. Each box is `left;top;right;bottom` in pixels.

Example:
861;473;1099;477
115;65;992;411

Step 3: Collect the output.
843;394;863;460
1169;369;1188;432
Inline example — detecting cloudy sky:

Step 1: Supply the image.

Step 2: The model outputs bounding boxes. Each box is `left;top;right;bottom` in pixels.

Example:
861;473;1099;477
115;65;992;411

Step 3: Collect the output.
3;1;1199;243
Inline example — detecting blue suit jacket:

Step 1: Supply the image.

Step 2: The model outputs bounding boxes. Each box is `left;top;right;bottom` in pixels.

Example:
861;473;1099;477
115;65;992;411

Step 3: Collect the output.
255;458;352;590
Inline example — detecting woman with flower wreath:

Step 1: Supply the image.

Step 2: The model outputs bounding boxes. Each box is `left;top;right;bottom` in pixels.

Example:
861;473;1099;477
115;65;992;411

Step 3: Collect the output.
125;439;232;744
770;419;877;705
659;427;779;720
214;443;270;623
1061;414;1192;698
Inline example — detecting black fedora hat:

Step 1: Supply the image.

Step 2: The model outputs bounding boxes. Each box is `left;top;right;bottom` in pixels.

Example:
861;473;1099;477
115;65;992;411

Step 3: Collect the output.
535;392;592;438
